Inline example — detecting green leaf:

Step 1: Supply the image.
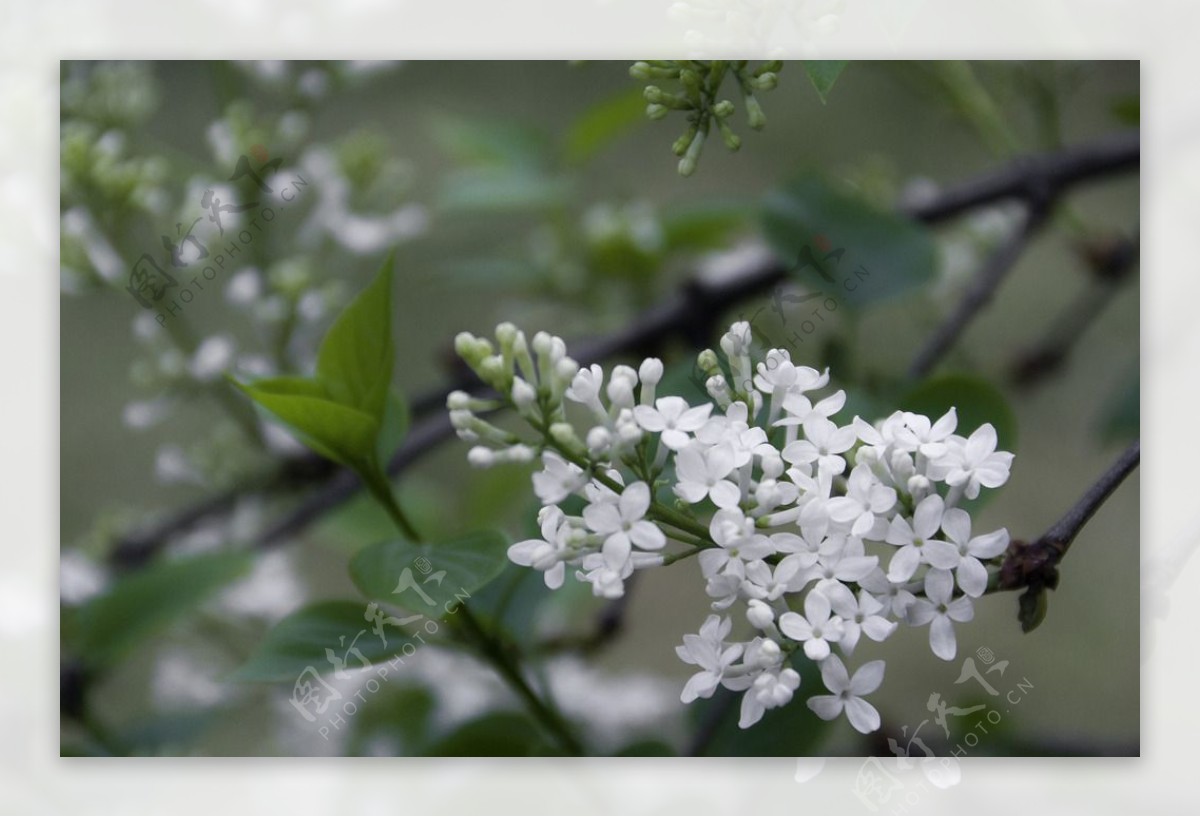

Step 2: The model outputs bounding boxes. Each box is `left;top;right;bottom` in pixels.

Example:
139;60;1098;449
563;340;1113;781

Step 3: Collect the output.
616;739;677;756
661;201;751;252
1111;96;1139;126
424;712;547;756
436;168;570;213
900;372;1018;453
564;86;648;164
237;376;379;469
431;117;548;170
761;174;937;310
803;61;847;103
377;389;410;464
349;530;509;616
316;253;395;422
347;683;436;756
73;551;253;666
231;600;402;683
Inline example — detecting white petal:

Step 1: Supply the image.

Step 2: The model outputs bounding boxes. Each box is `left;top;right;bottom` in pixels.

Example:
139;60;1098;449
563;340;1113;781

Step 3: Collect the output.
709;480;742;510
631;403;665;432
849;660;886;695
956;557;988;597
806;694;844;722
630;520;665;550
922;540;962;571
940;507;972;545
845;696;881;734
929;616;957;660
969;528;1010;559
619;481;651;520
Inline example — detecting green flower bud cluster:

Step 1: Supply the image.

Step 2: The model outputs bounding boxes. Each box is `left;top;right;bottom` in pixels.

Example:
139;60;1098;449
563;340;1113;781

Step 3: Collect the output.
630;60;783;177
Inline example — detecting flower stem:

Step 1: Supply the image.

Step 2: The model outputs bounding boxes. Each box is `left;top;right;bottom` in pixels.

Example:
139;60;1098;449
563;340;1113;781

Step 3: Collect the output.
362;461;584;756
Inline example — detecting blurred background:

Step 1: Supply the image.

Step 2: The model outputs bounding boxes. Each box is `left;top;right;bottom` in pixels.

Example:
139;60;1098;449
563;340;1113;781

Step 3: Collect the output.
59;60;1138;757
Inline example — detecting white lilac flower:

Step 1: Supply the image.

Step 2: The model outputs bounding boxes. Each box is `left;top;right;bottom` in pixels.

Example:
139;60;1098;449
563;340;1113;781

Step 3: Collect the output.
894;408;957;460
779;590;845;661
806;656;886;734
827;464;898;538
939;508;1009;598
739;666;801;728
825;584;898;655
583;481;666;566
741;558;803;602
508;506;572;589
883;494;960;583
700;508;773;578
450;320;1020;733
907;568;974;660
782;418;857;477
674;442;741;509
935;423;1014;500
632;396;713;450
676;615;742;702
860;567;917;620
531;451;587;504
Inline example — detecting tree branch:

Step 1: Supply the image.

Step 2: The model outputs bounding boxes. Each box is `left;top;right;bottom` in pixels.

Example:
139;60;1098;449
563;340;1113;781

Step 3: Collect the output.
908;200;1050;380
107;132;1140;568
900;130;1139;223
1010;231;1139;387
997;440;1140;629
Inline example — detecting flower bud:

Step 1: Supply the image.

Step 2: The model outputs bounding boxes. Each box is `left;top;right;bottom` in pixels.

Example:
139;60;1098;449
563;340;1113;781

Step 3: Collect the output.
467;446;496;467
747;599;776;630
586;426;612;456
511;377;537;411
638;357;664;386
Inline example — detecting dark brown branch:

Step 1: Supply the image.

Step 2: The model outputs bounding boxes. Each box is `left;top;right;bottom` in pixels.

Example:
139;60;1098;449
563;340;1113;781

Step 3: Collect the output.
998;440;1140;627
1010;232;1139;388
108;133;1140;568
901;130;1139;223
908;201;1050;380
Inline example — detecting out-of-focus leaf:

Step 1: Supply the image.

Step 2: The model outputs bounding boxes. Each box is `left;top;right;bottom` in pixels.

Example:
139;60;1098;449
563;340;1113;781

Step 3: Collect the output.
118;708;224;753
348;530;509;615
1111;96;1139;126
347;683;436;756
900;372;1018;453
616;739;677;756
1098;370;1138;442
662;202;751;252
431;117;548;170
804;60;848;103
73;551;253;666
762;175;936;310
231;600;401;683
424;712;547;756
564;86;647;164
437;169;570;213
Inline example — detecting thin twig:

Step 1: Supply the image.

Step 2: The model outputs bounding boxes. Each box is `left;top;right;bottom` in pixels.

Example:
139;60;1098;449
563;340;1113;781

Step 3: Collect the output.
901;130;1138;223
908;202;1050;380
998;439;1140;593
108;133;1141;567
1010;232;1139;387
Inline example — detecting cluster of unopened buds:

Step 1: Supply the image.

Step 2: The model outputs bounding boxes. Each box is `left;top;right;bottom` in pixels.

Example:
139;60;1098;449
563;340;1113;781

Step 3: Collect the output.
448;321;1014;733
